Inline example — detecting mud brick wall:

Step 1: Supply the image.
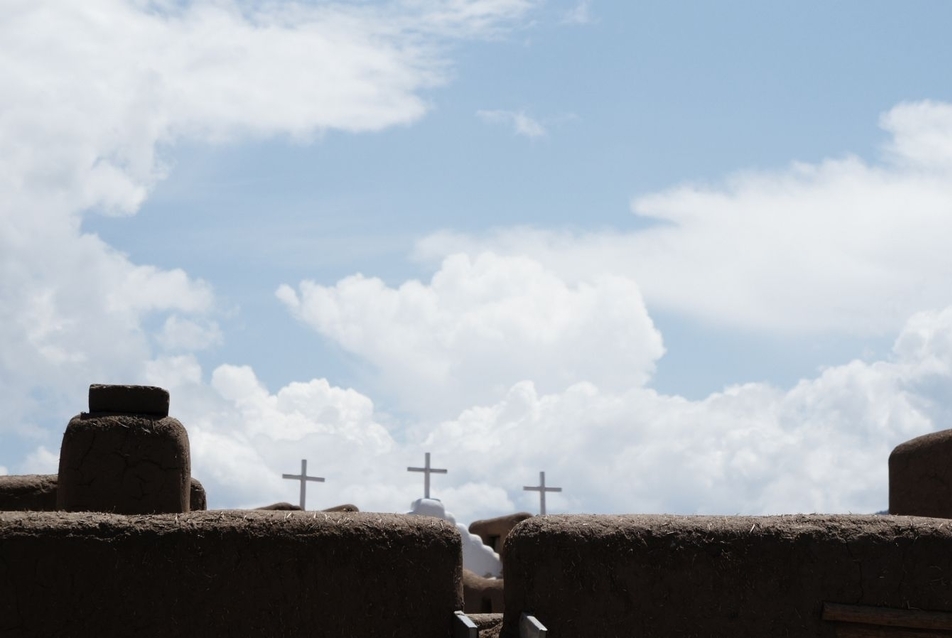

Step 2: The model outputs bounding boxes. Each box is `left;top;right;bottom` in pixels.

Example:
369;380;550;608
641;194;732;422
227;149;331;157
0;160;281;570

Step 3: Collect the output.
0;474;208;512
0;510;462;638
0;474;58;511
502;514;952;638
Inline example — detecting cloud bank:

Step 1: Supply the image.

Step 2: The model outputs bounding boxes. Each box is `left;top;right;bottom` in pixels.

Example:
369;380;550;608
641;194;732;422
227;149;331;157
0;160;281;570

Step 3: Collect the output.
93;301;952;522
419;101;952;337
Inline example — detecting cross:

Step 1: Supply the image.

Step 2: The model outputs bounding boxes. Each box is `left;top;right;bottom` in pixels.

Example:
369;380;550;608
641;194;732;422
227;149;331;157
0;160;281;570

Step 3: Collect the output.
407;452;447;499
282;459;324;510
523;471;562;515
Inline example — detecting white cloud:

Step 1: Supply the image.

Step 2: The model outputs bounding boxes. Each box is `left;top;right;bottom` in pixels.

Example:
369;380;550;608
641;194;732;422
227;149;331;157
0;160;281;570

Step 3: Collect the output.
278;252;664;415
18;446;60;475
881;100;952;170
156;316;223;352
477;109;547;137
561;0;593;25
421;101;952;337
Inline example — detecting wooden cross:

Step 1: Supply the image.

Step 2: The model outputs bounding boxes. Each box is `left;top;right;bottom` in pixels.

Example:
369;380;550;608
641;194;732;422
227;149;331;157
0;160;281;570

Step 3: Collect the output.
407;452;447;499
282;459;324;510
523;471;562;515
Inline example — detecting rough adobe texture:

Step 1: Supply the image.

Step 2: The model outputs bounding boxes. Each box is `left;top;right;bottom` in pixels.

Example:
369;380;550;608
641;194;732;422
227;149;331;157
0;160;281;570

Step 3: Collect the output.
0;510;462;638
189;476;207;510
890;428;952;517
57;413;190;514
0;474;58;511
502;514;952;638
255;502;360;512
88;384;170;416
0;475;206;512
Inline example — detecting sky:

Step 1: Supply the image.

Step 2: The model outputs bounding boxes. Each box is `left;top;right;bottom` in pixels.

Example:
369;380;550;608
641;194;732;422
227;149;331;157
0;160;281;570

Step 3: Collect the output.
3;0;952;523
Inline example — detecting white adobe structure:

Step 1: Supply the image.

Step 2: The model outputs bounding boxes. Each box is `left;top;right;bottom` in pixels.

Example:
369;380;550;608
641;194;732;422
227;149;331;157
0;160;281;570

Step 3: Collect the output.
407;498;503;578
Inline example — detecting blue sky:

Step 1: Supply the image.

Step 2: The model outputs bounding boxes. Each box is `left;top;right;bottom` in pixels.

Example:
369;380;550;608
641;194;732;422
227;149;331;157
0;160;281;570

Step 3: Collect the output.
4;0;952;522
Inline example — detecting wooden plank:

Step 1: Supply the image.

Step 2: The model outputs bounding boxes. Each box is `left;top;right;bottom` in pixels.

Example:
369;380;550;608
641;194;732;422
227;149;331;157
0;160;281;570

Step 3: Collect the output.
836;623;952;638
824;603;952;631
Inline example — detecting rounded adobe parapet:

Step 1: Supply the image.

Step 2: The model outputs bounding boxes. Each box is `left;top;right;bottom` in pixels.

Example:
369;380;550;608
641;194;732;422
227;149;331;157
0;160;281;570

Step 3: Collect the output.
0;475;58;511
57;413;190;514
889;428;952;517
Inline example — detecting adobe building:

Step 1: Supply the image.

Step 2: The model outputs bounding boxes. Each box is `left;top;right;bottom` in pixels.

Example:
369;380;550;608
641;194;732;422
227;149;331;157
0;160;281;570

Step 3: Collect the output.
463;568;505;615
469;511;532;560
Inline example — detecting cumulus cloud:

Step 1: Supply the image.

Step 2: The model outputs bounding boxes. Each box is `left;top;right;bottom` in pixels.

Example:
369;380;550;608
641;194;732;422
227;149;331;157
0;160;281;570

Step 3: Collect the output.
156;316;223;352
410;307;952;517
18;447;60;476
278;252;664;415
420;101;952;337
477;109;548;137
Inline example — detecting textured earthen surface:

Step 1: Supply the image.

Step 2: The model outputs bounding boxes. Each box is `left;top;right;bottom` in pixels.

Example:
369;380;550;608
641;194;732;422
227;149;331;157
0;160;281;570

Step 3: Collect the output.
323;503;359;512
463;569;505;614
0;475;205;512
502;514;952;638
469;512;532;559
256;502;302;510
467;613;503;638
890;429;952;517
0;475;58;511
57;413;190;514
189;477;206;511
254;502;359;512
88;384;170;416
0;510;462;638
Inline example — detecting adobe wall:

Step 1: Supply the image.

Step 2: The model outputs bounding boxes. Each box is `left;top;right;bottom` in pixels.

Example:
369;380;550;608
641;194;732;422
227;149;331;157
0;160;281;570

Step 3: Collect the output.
0;474;58;511
0;474;208;512
468;512;532;559
501;514;952;638
0;510;462;638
